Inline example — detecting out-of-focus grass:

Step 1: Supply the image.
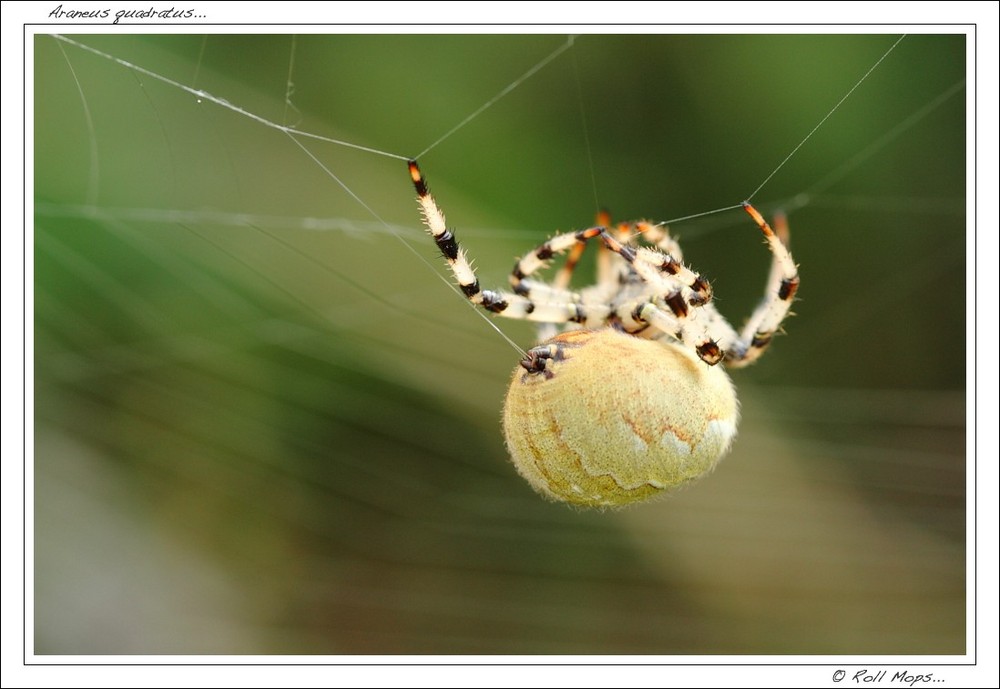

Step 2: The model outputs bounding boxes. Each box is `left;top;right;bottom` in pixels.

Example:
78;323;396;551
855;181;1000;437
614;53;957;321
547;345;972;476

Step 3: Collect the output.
34;33;966;654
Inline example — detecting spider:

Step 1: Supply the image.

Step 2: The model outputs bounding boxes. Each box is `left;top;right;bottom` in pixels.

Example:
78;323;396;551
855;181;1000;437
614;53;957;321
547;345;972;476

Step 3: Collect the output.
408;159;799;508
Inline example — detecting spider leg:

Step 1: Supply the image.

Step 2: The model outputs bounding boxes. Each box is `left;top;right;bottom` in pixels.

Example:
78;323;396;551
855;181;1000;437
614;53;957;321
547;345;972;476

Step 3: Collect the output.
632;221;684;263
723;203;800;368
409;159;612;328
552;241;587;291
409;160;491;303
616;295;725;365
592;229;732;365
597;230;714;305
536;210;611;341
408;159;740;357
553;210;611;291
508;213;696;302
504;223;713;329
508;226;606;303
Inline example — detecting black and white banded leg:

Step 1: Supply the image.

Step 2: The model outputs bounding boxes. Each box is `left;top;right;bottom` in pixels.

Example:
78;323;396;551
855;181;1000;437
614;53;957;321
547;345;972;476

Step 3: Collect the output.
723;203;800;367
409;159;612;327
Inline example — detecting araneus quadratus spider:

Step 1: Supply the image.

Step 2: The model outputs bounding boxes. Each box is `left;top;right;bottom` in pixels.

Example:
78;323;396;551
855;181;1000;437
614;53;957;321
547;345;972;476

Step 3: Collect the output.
408;160;799;508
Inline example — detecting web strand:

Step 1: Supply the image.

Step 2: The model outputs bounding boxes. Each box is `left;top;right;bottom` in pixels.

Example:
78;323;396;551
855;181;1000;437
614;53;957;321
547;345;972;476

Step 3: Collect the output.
804;77;966;199
191;35;207;90
52;34;409;162
284;132;528;358
52;33;932;360
745;34;907;202
415;36;576;159
283;34;301;128
52;34;531;356
33;37;968;643
571;45;601;215
54;39;100;205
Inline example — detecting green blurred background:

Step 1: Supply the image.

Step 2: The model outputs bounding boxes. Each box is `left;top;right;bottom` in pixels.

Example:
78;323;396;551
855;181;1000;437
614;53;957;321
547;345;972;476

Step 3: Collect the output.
34;33;966;654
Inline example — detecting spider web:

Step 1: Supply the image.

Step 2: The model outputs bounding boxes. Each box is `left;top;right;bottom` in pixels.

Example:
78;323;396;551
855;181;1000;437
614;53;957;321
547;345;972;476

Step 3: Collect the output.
30;29;970;659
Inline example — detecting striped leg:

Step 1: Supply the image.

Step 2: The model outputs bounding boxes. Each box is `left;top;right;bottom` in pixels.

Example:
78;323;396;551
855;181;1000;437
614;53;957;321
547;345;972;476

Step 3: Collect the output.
536;210;610;342
504;221;719;358
407;158;757;363
724;203;800;368
599;232;725;365
409;159;611;327
596;230;714;306
409;160;491;304
632;221;684;263
509;225;713;308
618;296;725;365
552;210;612;291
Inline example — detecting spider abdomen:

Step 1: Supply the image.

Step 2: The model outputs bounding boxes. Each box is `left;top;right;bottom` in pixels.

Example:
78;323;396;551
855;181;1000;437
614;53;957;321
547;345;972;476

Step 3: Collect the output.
502;329;739;507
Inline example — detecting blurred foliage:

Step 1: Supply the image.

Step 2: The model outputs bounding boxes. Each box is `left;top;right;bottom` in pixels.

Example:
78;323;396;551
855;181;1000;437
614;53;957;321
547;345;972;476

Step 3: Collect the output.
34;33;965;654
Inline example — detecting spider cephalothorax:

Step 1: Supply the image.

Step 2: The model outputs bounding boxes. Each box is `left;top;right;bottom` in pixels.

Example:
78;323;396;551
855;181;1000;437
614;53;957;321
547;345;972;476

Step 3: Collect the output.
408;159;798;507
